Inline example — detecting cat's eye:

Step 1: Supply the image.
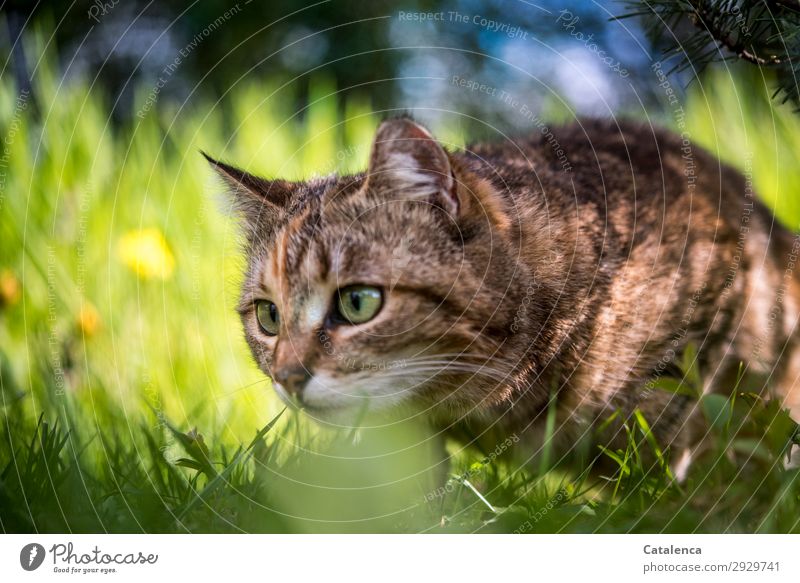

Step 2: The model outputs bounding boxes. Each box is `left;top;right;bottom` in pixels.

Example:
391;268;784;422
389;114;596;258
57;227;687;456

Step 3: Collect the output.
335;285;382;325
255;300;280;336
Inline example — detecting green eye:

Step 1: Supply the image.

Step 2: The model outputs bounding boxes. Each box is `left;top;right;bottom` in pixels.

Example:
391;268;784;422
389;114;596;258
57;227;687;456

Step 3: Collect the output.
336;285;382;325
255;300;279;336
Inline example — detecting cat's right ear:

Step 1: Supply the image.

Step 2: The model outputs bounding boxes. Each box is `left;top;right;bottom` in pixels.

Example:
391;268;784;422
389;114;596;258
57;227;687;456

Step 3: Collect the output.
202;152;295;228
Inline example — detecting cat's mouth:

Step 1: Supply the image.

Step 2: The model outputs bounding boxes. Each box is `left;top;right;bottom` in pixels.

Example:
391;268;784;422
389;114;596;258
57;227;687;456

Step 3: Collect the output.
295;392;374;427
271;376;365;417
271;371;418;422
300;401;357;422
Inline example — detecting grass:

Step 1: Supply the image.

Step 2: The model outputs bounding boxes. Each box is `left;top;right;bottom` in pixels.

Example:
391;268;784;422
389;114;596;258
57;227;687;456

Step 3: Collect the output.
1;31;800;533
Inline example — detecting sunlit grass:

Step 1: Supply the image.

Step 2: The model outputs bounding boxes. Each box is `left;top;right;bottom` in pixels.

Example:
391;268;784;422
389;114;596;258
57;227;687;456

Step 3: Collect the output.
1;32;799;533
682;66;800;229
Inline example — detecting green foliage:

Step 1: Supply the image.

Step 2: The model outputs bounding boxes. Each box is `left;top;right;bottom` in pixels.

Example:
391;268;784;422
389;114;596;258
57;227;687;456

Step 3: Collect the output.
1;32;800;533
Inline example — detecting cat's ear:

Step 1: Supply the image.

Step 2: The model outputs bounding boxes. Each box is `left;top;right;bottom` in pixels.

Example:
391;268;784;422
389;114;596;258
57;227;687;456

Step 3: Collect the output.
367;118;459;217
202;152;295;221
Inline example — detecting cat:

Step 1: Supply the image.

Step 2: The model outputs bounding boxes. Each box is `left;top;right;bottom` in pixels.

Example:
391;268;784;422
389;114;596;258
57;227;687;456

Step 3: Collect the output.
205;116;800;475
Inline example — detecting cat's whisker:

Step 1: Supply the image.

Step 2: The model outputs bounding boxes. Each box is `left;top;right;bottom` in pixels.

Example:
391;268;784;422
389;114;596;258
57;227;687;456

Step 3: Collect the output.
396;357;518;373
397;367;513;380
215;378;271;400
400;358;518;372
371;365;515;384
400;353;523;369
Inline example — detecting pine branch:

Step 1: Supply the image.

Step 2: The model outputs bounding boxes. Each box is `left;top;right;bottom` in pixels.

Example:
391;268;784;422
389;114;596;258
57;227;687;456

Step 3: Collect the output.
621;0;800;106
692;2;783;65
769;0;800;11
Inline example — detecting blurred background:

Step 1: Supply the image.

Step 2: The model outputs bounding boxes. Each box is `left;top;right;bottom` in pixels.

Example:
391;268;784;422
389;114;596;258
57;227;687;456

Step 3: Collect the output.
1;0;799;533
4;0;664;120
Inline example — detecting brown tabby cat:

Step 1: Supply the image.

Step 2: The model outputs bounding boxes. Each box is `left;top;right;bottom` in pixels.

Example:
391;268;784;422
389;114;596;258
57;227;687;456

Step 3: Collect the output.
205;116;800;474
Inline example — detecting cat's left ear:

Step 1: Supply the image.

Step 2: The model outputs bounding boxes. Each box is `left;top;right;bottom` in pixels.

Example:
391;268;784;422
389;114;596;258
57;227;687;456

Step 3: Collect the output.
367;118;459;217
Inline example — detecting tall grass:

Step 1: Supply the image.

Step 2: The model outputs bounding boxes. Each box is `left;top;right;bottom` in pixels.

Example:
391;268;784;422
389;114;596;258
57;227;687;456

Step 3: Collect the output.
1;32;799;533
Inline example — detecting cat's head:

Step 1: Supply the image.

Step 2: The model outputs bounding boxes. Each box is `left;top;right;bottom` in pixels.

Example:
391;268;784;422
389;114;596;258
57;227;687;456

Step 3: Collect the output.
206;117;533;424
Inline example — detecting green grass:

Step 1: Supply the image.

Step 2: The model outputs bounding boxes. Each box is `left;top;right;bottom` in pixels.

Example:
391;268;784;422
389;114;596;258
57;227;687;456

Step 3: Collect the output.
1;32;800;533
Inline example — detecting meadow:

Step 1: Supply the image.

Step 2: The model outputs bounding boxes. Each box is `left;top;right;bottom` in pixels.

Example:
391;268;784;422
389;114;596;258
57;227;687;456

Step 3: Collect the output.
1;31;800;533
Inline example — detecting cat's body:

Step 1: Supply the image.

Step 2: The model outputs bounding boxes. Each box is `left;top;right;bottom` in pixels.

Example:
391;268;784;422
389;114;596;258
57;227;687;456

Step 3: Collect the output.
207;117;800;472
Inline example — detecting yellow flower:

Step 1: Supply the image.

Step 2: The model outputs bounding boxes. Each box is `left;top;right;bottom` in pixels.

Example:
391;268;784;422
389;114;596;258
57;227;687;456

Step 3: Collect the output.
77;302;101;337
118;228;175;279
0;269;21;306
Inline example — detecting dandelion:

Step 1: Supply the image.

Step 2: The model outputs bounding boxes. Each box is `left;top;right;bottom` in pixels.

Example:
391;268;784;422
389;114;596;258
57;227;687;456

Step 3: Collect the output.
0;269;21;306
77;302;101;337
118;228;175;279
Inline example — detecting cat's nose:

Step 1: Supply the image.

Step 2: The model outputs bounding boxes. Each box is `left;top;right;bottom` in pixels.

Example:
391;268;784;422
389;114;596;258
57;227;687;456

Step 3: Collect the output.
275;366;311;396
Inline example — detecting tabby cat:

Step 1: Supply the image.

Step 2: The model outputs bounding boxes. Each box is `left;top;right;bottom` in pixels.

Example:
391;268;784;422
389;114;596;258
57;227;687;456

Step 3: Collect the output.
206;116;800;474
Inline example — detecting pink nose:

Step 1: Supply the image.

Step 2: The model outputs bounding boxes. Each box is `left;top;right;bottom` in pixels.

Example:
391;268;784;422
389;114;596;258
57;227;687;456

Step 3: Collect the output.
274;366;311;396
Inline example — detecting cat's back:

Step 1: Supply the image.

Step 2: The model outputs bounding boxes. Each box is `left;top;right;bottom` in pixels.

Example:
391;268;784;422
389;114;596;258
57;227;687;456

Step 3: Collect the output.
461;118;750;251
